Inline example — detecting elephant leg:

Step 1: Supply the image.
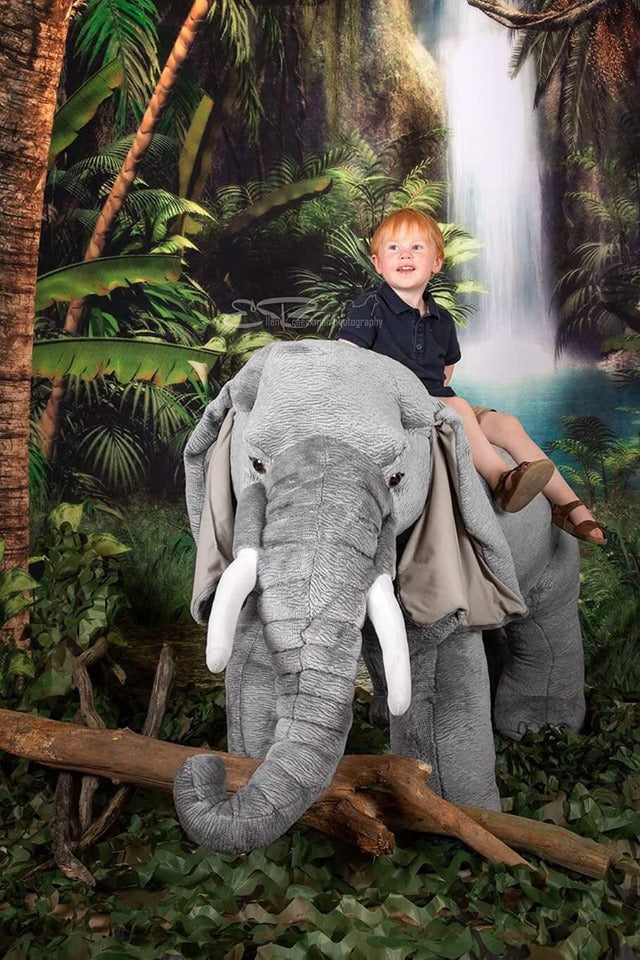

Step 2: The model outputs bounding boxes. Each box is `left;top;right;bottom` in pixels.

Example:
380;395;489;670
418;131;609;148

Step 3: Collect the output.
372;624;499;810
224;593;277;758
494;540;585;739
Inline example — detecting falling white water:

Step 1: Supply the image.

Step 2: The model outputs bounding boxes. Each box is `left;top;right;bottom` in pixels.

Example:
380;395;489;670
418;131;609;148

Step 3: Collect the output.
421;2;557;380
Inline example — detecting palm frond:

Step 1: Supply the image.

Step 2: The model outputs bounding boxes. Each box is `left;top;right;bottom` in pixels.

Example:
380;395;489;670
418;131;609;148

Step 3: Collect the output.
29;421;50;507
77;423;148;492
121;188;213;228
299;138;361;178
73;0;160;129
118;382;195;440
560;24;594;149
255;6;284;69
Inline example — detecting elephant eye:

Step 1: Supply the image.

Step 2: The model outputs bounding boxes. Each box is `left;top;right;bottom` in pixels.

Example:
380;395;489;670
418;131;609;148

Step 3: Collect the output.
389;472;404;488
250;457;266;474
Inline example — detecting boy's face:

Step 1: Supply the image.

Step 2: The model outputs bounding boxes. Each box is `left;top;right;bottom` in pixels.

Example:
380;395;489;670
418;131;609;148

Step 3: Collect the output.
371;231;443;297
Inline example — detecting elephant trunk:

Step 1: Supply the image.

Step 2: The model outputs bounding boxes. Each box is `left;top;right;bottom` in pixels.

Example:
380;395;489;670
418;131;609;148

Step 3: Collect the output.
174;436;395;853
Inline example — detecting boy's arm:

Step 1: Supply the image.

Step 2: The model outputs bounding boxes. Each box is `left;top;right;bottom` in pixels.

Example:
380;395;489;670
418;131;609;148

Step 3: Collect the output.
443;363;455;386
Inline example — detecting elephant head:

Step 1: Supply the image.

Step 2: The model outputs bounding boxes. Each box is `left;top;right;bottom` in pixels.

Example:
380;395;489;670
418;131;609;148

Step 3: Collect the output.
173;340;524;853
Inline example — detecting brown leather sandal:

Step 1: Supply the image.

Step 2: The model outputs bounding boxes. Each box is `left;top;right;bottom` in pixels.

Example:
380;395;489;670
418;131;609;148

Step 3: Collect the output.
551;499;608;545
493;459;555;513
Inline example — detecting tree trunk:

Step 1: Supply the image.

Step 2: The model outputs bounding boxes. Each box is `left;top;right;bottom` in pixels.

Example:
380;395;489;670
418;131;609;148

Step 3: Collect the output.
0;0;72;646
0;709;620;879
39;0;214;461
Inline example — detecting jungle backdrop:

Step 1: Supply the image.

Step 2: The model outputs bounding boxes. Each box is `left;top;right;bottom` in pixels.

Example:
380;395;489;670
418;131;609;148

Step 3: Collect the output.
1;1;639;957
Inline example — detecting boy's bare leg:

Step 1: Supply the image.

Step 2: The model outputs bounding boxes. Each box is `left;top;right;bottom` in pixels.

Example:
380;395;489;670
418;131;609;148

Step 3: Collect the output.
442;396;533;490
478;411;605;541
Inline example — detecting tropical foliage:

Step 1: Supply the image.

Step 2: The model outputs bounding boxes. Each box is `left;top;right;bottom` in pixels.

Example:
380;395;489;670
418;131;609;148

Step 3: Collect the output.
2;499;640;953
0;563;638;959
269;134;486;333
553;149;640;353
71;0;160;130
545;414;640;504
507;0;640;150
40;64;481;496
579;505;640;693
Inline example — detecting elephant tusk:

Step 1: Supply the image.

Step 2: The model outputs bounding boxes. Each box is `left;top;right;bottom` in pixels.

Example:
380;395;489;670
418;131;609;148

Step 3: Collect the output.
366;574;411;716
206;548;258;673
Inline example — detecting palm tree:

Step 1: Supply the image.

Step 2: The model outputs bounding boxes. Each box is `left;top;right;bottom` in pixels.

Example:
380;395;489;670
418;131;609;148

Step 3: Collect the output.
493;0;640;149
0;0;72;645
39;0;214;461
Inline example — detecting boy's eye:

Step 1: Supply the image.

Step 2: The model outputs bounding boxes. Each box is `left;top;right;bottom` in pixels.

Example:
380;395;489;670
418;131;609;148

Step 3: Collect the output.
412;244;423;250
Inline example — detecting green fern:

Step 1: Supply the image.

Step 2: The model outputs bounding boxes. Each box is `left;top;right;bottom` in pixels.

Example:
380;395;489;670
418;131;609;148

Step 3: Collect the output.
555;160;639;353
579;508;640;691
546;415;638;502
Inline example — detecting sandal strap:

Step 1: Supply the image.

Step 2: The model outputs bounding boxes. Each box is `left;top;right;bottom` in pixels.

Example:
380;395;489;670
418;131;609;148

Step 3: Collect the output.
572;520;607;542
494;461;533;510
551;499;585;527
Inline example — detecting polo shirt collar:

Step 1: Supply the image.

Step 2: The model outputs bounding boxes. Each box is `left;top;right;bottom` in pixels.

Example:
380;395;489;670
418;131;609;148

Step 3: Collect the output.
378;280;441;318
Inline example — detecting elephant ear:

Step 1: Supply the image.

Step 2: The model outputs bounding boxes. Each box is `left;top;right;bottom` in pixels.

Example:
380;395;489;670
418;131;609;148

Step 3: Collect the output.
396;401;526;636
185;345;272;623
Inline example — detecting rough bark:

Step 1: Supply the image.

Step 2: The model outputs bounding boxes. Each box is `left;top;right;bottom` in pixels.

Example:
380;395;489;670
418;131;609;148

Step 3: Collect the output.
0;0;72;646
468;0;614;31
0;709;621;878
39;0;214;461
297;0;445;173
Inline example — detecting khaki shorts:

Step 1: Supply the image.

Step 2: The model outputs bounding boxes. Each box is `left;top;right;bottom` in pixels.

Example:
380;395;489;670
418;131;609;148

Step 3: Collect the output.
471;405;496;422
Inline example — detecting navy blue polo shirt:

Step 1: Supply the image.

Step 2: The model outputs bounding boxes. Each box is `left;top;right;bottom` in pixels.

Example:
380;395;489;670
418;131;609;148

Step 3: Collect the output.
336;281;461;397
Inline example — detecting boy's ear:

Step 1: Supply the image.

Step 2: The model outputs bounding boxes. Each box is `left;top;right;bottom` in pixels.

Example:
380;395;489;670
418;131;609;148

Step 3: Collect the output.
371;253;383;275
432;254;444;276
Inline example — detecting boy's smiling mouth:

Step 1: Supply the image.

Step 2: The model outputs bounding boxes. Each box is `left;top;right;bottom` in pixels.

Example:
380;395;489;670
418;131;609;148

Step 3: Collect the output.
397;266;415;272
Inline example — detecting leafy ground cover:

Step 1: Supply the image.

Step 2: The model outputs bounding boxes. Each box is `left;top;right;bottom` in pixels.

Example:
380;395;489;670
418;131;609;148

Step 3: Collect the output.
1;496;638;959
0;685;638;960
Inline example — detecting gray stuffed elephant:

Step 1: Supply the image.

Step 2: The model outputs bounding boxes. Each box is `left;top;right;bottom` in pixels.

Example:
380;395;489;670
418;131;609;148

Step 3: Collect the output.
173;340;585;853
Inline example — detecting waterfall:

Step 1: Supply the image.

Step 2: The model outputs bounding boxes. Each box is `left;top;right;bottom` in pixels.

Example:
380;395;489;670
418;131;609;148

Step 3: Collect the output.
419;2;556;379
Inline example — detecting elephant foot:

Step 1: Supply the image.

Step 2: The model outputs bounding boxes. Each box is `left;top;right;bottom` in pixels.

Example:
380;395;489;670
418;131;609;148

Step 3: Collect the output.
494;684;586;740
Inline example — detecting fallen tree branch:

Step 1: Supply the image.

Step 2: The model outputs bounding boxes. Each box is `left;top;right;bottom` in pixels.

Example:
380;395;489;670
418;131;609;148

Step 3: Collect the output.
23;645;177;882
467;0;613;30
73;636;109;836
1;709;620;878
51;772;95;887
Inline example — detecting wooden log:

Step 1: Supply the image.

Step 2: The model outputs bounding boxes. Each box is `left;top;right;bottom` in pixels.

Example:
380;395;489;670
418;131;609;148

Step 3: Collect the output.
0;709;619;877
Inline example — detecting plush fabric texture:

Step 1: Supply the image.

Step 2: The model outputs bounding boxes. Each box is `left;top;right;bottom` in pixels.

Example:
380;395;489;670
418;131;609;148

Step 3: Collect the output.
187;342;525;631
174;340;585;852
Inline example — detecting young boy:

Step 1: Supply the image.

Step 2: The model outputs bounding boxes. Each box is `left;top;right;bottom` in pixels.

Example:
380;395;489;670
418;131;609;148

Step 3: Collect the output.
337;208;606;538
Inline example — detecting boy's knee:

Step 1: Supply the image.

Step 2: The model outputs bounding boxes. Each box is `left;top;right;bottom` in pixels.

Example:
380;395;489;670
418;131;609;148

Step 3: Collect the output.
494;412;523;437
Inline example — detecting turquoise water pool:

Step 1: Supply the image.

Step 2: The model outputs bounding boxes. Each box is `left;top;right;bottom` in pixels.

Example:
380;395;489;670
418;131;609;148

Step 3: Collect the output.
453;366;640;458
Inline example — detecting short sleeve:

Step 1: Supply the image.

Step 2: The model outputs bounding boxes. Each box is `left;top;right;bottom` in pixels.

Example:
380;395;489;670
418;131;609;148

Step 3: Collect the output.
335;291;381;348
444;313;461;365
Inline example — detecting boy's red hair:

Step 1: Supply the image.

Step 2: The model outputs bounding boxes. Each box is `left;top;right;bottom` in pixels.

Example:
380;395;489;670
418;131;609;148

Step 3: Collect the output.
371;208;445;260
